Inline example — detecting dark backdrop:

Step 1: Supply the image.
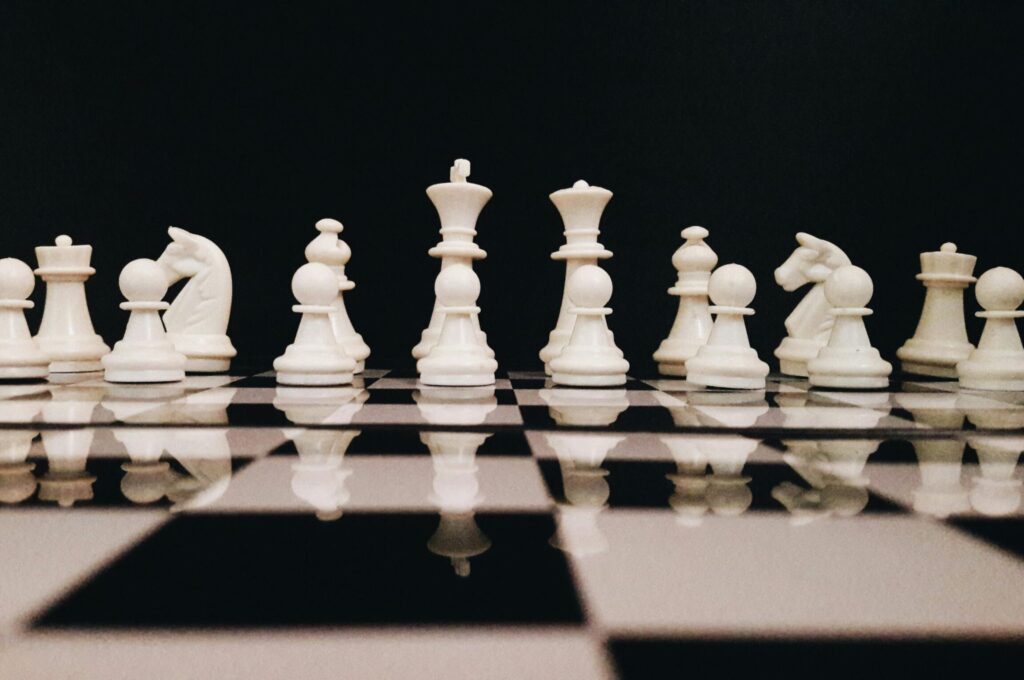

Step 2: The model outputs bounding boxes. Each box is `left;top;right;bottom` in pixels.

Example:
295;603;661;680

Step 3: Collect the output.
2;1;1021;373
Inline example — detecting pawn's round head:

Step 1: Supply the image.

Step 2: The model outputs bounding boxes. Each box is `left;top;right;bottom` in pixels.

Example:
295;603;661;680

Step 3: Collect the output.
824;265;874;308
0;258;36;301
568;264;613;308
708;263;756;307
435;264;480;307
119;258;169;302
291;262;339;306
975;266;1024;312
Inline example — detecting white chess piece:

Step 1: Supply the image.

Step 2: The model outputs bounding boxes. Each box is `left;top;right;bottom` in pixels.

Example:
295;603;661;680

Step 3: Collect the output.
274;262;356;386
539;387;629;427
102;259;187;384
425;431;491;577
414;386;497;425
897;242;977;377
288;427;359;521
417;264;497;386
539;180;615;374
0;258;50;380
156;227;237;372
968;437;1023;517
549;265;629;386
685;263;769;389
807;265;892;389
653;226;717;376
773;233;852;376
412;159;493;359
0;406;40;504
547;433;619;558
304;218;371;373
33;235;110;372
957;266;1024;391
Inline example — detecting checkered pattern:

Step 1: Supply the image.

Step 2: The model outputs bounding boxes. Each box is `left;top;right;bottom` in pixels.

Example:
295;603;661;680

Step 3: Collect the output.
1;369;1022;678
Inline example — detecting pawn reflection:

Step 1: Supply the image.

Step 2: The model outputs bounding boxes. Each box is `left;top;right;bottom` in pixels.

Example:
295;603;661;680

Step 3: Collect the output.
547;432;621;557
37;384;104;507
424;431;492;577
415;385;497;426
663;435;756;525
0;425;40;505
658;391;766;524
962;397;1024;517
274;386;367;520
968;437;1023;516
274;385;368;427
892;392;969;518
290;429;359;521
774;438;874;522
539;387;629;427
115;426;233;511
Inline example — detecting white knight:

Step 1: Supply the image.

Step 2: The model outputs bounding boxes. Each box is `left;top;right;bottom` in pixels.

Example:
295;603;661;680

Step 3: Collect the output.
156;227;237;373
773;232;851;376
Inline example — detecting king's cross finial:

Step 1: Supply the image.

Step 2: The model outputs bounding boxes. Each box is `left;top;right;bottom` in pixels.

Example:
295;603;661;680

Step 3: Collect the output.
450;158;471;183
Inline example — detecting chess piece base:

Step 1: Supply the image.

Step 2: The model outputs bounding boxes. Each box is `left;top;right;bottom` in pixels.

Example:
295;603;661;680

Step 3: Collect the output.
36;335;110;372
0;365;49;380
104;368;186;384
653;338;701;377
774;337;825;377
957;352;1024;391
275;370;355;386
656;362;687;377
418;371;496;387
185;358;231;373
686;348;769;390
807;346;892;390
900;361;957;379
808;373;890;389
686;370;765;390
169;333;237;374
897;337;973;378
49;359;103;373
550;371;627;387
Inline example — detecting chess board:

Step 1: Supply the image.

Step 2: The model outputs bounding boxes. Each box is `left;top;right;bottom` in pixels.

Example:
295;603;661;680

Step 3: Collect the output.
2;368;1023;678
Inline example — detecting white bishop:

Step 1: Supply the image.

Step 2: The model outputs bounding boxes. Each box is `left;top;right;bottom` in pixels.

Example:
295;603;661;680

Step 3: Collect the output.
304;218;371;373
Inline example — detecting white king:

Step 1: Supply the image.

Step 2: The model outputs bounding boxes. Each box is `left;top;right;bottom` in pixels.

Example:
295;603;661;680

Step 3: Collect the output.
412;159;493;360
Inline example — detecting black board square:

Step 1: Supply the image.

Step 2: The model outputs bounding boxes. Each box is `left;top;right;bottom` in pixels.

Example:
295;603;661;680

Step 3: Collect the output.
952;517;1024;559
33;512;582;628
609;638;1024;678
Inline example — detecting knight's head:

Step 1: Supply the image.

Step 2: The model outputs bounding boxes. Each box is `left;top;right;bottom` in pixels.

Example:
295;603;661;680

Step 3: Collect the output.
774;232;849;290
157;227;205;279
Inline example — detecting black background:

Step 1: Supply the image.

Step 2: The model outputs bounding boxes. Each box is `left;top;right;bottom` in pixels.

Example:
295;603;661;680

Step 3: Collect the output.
2;1;1021;373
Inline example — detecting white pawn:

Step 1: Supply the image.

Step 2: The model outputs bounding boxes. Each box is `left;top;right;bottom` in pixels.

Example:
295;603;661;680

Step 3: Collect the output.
685;264;769;389
274;263;356;386
807;265;892;389
957;266;1024;391
304;218;371;373
653;226;717;375
0;258;50;380
418;264;497;386
549;265;629;386
102;259;186;383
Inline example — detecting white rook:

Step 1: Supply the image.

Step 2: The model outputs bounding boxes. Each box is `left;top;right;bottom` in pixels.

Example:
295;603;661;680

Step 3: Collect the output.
897;242;977;378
